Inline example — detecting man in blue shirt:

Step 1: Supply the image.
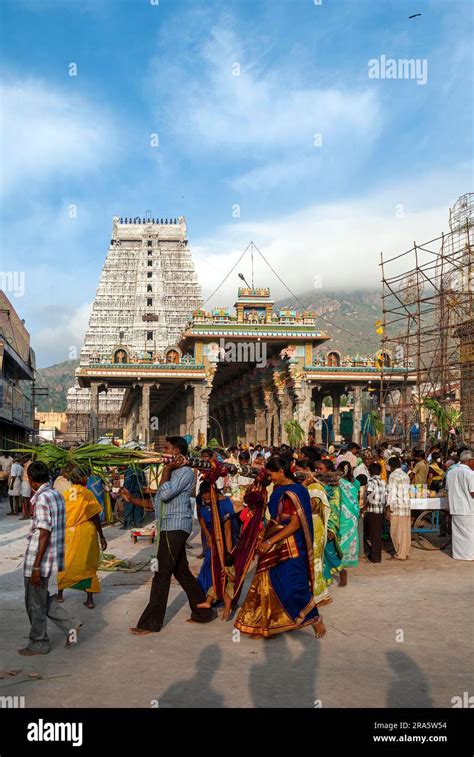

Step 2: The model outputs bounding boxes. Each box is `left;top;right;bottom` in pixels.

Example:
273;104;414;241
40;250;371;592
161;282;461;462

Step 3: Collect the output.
129;436;216;634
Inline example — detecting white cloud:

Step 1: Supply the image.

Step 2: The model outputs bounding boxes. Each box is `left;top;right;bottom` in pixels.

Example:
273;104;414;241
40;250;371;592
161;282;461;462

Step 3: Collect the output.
190;27;379;150
33;301;93;367
192;162;472;304
0;77;116;196
231;154;321;193
151;23;381;190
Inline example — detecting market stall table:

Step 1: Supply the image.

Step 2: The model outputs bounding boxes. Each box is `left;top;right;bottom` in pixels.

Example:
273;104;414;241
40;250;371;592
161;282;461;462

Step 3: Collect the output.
410;497;450;550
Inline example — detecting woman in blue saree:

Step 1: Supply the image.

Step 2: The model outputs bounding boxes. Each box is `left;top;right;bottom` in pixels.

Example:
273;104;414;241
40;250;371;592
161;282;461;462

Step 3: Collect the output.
197;482;238;597
235;457;326;640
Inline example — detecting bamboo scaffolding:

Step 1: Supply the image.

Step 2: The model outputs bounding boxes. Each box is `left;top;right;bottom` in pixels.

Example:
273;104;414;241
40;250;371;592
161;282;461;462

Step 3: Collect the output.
380;195;473;447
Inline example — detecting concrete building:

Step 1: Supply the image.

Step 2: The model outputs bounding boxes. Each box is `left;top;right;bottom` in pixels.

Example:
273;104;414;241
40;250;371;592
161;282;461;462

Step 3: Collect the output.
35;411;67;443
0;291;36;447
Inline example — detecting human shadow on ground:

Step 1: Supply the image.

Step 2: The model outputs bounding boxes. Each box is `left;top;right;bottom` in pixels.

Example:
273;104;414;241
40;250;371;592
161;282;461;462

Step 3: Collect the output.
386;649;433;707
247;625;322;708
1;523;206;673
158;644;224;708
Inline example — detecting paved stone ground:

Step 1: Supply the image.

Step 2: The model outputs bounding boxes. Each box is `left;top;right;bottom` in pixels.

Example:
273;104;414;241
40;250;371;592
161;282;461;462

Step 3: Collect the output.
1;496;472;709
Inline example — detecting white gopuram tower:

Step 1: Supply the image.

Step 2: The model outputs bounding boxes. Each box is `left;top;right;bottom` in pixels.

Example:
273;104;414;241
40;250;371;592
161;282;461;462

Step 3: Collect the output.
66;215;202;442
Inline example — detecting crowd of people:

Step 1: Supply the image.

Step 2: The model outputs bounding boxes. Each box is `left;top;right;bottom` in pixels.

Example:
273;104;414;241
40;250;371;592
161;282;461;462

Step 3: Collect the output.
0;452;33;519
1;435;473;655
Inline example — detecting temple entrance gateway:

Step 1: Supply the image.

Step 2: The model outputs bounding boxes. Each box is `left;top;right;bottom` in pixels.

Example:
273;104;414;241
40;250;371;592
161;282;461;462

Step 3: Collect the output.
67;218;416;446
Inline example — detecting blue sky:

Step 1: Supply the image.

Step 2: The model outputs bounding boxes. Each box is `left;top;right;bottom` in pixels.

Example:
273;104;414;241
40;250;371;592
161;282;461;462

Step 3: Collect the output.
0;0;472;366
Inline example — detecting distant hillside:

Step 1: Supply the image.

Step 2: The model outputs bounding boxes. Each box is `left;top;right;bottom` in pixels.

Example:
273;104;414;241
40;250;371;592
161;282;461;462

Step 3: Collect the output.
35;359;79;412
35;290;383;411
275;289;382;356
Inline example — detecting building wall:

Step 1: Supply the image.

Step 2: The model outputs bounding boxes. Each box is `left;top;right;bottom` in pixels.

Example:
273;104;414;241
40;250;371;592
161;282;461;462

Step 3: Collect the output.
0;291;35;446
35;411;67;432
65;384;124;444
0;290;31;365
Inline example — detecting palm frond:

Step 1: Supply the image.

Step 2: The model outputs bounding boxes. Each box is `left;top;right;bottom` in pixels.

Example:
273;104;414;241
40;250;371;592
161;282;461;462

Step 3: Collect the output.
284;419;305;449
6;441;147;479
363;410;384;439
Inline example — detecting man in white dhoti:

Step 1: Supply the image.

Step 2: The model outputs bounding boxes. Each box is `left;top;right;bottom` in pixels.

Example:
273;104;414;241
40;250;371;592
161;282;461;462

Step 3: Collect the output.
446;450;474;561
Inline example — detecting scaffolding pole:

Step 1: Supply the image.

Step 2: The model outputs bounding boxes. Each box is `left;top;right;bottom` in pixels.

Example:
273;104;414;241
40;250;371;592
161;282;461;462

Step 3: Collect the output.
380;194;473;449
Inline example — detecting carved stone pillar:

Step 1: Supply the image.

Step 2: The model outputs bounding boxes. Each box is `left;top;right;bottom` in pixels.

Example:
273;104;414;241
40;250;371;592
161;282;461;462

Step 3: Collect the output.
184;387;194;439
280;391;295;445
255;409;266;445
294;381;312;446
272;369;294;446
227;402;240;445
251;388;266;445
139;383;151;446
263;388;276;446
178;392;188;437
241;394;256;444
331;388;341;442
352;384;363;445
193;383;210;446
232;397;245;440
90;382;99;442
313;392;323;444
127;387;140;443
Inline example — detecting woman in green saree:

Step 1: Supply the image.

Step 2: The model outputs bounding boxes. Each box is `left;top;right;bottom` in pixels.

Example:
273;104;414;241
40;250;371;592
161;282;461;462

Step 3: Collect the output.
315;459;346;590
295;459;331;605
337;461;361;569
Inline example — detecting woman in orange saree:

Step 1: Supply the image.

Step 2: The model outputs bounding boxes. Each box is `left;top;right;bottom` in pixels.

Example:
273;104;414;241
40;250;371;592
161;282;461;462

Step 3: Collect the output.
234;457;326;640
56;469;107;609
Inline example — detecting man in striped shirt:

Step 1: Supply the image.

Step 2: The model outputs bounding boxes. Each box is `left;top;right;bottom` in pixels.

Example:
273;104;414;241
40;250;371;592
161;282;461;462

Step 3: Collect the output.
386;456;412;561
130;436;216;635
363;462;387;563
19;461;80;655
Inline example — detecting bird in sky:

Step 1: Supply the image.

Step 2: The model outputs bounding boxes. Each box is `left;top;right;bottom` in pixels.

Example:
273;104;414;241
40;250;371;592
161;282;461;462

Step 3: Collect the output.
409;13;422;18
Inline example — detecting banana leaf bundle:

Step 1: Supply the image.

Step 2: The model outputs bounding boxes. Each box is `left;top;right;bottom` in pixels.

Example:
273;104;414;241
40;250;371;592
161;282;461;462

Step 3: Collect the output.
98;552;150;572
6;442;148;479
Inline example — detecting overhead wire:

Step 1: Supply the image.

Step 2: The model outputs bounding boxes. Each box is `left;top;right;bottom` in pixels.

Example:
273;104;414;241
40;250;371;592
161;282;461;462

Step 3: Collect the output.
201;239;363;338
252;241;361;338
202;243;252;305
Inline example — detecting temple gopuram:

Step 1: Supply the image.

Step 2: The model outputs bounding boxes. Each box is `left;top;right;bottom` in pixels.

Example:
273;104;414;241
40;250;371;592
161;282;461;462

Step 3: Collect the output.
67;226;417;446
65;215;202;443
